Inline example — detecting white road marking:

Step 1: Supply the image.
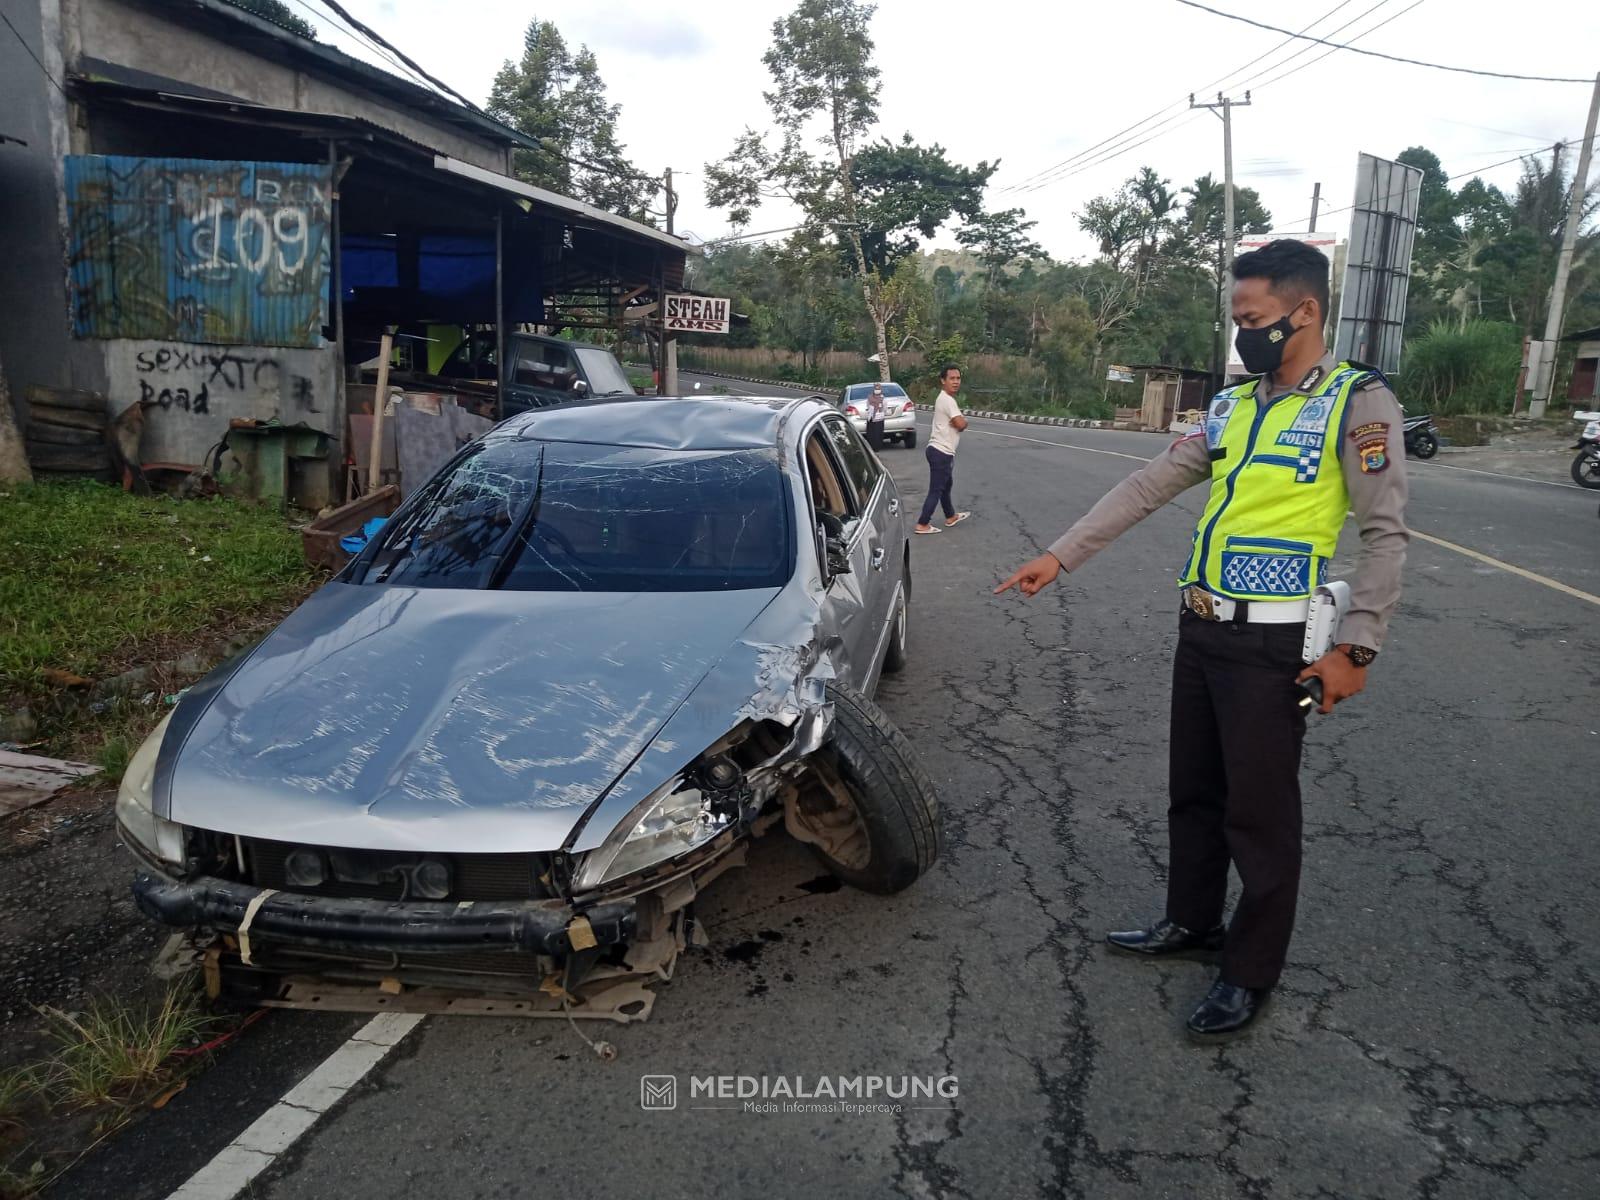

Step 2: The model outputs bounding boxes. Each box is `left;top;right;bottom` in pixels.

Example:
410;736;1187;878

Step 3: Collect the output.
972;420;1600;608
1410;457;1587;491
1409;530;1600;607
973;425;1158;463
165;1012;424;1200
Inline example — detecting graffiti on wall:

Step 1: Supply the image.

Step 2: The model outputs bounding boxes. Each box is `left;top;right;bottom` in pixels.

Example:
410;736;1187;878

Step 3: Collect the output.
131;344;322;416
65;156;332;348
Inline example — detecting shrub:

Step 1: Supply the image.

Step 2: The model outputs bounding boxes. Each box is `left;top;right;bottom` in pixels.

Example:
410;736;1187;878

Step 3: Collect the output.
1397;320;1522;415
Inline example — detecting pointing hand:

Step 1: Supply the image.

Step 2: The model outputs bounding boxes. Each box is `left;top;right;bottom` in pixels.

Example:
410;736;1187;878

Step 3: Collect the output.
994;553;1063;598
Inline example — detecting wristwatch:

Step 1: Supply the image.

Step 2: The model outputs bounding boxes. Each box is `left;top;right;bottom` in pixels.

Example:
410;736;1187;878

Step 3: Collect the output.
1342;645;1378;668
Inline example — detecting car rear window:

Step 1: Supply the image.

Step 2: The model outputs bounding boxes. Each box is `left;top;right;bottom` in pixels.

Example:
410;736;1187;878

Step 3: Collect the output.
358;441;793;592
846;384;907;402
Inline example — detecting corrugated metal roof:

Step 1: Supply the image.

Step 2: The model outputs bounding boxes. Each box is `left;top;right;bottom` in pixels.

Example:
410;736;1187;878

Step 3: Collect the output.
66;155;332;347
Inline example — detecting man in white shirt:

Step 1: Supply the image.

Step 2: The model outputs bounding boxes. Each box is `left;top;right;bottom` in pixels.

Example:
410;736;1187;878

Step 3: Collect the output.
914;365;971;534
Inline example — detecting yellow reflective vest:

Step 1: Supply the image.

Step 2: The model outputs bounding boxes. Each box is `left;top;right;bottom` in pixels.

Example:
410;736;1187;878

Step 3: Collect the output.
1179;363;1377;601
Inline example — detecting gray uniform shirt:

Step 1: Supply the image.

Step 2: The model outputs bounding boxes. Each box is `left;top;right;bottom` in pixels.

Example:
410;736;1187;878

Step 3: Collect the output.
1046;352;1409;652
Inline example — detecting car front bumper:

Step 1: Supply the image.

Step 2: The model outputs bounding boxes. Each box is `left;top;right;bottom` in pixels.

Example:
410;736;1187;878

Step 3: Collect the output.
132;871;636;956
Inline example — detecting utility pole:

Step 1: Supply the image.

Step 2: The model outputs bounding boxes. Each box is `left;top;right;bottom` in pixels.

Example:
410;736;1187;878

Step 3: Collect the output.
1309;182;1321;232
661;167;680;396
1531;73;1600;419
1192;91;1252;382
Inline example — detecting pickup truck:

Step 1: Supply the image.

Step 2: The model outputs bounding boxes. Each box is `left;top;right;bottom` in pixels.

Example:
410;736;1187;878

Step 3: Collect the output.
434;332;638;416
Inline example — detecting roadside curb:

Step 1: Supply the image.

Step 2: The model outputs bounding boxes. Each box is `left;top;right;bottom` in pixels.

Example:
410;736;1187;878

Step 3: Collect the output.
912;402;1108;430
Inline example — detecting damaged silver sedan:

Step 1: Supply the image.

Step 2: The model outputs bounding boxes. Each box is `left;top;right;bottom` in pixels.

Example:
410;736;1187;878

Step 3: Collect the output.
117;395;940;1019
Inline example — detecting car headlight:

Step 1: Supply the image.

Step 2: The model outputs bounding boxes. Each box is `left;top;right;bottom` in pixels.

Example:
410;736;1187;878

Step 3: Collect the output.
115;713;186;868
574;770;737;892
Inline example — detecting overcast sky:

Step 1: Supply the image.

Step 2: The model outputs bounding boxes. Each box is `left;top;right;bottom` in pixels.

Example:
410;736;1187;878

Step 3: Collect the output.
292;0;1598;260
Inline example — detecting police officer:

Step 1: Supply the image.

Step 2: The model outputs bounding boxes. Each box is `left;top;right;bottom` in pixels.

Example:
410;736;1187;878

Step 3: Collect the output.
995;239;1409;1041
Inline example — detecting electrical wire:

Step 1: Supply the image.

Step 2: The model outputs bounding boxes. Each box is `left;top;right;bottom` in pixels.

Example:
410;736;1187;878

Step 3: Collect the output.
311;0;487;110
1171;0;1592;83
1011;0;1433;197
1248;0;1426;92
1;8;67;97
1301;142;1575;226
1001;0;1368;193
281;0;447;98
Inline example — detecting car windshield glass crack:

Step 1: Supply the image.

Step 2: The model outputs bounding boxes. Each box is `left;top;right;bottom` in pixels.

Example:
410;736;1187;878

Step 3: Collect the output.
361;442;792;593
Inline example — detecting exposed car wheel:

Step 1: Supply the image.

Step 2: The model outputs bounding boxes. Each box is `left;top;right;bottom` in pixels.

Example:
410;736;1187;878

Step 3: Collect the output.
1411;431;1438;459
786;683;941;894
881;583;909;675
903;430;917;449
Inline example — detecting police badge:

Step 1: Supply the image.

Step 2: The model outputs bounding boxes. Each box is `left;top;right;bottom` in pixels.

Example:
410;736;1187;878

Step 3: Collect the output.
1358;438;1388;473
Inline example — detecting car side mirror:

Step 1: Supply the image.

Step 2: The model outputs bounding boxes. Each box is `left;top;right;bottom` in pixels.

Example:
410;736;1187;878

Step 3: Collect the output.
817;516;851;577
572;379;588;395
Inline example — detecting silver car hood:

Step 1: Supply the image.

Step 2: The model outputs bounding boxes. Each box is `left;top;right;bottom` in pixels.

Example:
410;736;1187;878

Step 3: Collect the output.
163;582;792;852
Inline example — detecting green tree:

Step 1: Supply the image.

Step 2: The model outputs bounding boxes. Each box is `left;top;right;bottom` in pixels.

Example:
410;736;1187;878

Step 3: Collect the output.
486;19;654;216
704;0;999;382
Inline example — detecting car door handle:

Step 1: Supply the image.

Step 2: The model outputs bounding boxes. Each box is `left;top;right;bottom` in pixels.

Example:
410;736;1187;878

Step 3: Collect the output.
871;547;886;570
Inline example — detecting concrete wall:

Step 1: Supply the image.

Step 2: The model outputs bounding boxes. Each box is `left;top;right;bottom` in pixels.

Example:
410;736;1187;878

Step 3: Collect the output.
76;0;507;173
101;338;338;464
0;0;89;425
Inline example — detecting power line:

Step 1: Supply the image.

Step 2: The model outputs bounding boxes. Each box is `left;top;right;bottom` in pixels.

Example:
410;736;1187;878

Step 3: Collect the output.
1304;142;1573;225
1003;0;1381;195
1171;0;1592;84
282;0;444;97
312;0;487;110
1012;0;1424;197
1;8;67;97
1249;0;1425;92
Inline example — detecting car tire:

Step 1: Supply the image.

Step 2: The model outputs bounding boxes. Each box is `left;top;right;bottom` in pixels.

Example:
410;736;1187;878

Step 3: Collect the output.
796;683;940;894
903;430;917;449
881;582;909;675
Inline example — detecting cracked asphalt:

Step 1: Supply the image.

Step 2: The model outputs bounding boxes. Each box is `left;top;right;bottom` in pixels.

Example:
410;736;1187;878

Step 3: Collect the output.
56;405;1600;1200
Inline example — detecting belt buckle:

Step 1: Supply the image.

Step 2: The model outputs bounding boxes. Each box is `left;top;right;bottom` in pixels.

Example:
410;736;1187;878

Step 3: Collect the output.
1187;588;1218;621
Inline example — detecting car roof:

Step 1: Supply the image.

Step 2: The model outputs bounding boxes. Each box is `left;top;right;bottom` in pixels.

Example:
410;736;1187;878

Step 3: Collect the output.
843;381;907;392
512;332;613;351
492;395;832;451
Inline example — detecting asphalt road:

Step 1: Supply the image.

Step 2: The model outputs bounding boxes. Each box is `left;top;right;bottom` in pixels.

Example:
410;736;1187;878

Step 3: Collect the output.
60;409;1599;1200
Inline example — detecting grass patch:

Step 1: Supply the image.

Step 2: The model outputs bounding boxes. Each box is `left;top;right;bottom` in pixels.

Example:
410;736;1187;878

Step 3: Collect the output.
1;986;227;1198
37;988;210;1111
0;480;315;688
0;479;320;760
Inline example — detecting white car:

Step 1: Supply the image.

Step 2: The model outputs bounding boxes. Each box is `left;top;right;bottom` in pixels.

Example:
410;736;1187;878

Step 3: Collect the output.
838;382;916;448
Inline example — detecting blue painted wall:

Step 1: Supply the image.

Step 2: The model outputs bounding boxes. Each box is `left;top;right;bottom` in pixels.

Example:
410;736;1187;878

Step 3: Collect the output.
65;155;332;348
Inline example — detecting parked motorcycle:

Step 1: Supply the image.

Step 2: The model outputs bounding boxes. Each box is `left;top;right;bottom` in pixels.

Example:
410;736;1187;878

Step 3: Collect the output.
1402;412;1439;459
1572;411;1600;489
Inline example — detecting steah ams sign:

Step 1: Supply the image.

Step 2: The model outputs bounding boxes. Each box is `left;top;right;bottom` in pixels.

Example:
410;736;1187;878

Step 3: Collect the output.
665;294;731;334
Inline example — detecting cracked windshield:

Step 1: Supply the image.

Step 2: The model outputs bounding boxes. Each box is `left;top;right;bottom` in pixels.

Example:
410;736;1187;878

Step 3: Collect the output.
358;442;792;591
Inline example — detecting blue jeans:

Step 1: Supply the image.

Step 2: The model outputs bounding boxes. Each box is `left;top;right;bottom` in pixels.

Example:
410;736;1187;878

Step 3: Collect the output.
918;446;955;525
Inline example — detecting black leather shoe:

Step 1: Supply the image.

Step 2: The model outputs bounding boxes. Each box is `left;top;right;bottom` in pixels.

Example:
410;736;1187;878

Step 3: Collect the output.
1185;979;1271;1043
1105;918;1225;960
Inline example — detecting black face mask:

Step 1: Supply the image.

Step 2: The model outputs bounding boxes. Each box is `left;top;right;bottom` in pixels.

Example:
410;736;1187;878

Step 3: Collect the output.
1235;314;1298;376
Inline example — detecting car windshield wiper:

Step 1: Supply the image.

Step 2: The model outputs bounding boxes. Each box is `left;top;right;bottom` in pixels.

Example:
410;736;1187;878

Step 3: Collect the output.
477;446;546;590
351;444;486;585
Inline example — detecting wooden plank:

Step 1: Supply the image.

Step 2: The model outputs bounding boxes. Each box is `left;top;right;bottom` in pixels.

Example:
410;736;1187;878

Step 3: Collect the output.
25;422;104;447
28;405;107;432
25;385;106;413
25;441;110;472
0;750;99;818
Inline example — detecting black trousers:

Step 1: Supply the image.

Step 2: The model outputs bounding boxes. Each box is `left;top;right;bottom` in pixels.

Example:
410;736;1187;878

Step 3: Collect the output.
866;418;885;450
1166;609;1309;989
917;446;955;525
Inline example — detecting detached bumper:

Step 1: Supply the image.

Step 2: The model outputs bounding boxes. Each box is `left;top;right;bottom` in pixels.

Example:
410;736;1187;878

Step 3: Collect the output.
132;872;636;956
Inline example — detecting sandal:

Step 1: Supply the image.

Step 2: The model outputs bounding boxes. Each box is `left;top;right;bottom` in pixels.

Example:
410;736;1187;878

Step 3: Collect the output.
945;512;971;527
913;525;941;535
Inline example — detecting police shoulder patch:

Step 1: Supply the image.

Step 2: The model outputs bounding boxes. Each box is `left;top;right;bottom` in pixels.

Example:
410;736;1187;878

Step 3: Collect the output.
1357;438;1388;473
1348;421;1390;443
